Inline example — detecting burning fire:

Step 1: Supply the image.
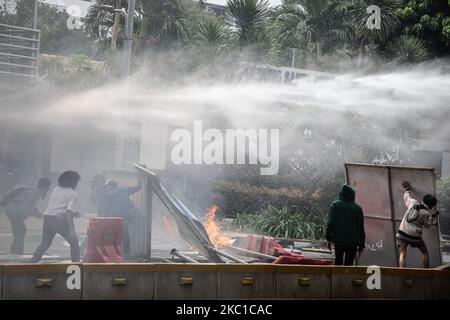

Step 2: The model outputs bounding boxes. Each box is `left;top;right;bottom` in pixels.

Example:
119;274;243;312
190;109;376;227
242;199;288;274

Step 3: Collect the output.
205;204;232;247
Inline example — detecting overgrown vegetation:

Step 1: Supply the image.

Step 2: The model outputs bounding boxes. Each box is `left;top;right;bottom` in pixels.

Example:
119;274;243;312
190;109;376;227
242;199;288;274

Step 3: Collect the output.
2;0;448;80
437;177;450;235
1;0;448;239
232;205;326;240
437;177;450;214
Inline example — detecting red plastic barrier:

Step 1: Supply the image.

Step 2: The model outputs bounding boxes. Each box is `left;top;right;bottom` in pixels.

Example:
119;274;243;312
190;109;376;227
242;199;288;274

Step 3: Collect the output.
260;236;273;255
237;234;332;265
83;217;124;263
272;255;332;265
162;215;177;238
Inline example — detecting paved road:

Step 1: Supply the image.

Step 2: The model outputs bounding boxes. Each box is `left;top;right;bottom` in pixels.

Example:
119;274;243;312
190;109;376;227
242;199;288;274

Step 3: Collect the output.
0;212;192;262
1;212;449;264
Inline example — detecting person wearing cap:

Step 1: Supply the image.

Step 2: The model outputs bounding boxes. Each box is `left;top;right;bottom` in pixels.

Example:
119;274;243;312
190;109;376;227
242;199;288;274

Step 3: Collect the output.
104;179;142;255
326;184;366;265
1;178;51;254
396;180;440;268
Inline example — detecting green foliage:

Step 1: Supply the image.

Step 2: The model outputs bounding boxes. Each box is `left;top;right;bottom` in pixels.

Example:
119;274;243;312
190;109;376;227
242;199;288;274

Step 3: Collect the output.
2;0;448;81
139;0;190;47
39;54;108;89
191;17;233;47
232;205;326;240
84;0;124;49
347;0;402;44
437;177;450;217
225;0;270;46
437;176;450;235
386;34;430;63
0;0;94;55
213;181;306;215
398;0;450;55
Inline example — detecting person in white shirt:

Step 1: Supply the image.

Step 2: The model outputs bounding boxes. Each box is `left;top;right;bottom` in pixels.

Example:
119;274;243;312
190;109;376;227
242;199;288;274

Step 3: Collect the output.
396;180;440;268
31;171;82;263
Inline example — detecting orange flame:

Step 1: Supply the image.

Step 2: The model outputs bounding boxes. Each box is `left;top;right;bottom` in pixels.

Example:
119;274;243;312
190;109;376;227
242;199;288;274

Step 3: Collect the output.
205;204;232;247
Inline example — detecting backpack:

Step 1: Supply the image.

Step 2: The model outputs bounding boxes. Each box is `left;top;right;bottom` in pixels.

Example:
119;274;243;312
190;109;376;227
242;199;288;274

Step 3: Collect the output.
0;187;27;207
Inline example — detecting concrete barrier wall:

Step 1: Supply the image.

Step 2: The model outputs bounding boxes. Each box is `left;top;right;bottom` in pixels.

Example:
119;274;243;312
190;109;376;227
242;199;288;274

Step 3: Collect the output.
154;264;218;300
433;269;450;300
0;265;3;300
218;264;276;299
3;264;82;300
83;264;155;300
276;265;331;299
331;266;384;299
0;263;448;299
382;267;433;299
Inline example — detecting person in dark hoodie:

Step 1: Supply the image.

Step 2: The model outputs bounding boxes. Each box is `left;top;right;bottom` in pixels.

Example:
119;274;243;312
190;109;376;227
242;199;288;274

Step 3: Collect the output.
104;179;142;255
326;185;366;265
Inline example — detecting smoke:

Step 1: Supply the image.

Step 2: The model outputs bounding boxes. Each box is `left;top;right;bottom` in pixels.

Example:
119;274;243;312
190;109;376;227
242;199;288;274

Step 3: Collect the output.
1;50;450;256
1;54;450;210
4;60;449;128
0;60;449;173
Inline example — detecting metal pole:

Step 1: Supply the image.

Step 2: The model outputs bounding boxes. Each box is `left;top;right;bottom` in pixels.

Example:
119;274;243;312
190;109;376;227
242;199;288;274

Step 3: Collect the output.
224;245;277;262
291;48;296;68
122;0;136;77
32;0;38;30
145;174;153;260
207;246;248;264
170;248;199;264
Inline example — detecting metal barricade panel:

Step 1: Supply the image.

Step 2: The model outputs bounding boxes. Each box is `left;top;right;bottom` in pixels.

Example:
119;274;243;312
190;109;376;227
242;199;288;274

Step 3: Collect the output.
345;164;391;219
363;218;398;266
389;167;436;220
0;23;40;86
345;163;442;268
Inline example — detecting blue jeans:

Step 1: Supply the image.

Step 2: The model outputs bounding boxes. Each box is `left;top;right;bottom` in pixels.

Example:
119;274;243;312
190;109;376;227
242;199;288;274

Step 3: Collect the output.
31;214;80;263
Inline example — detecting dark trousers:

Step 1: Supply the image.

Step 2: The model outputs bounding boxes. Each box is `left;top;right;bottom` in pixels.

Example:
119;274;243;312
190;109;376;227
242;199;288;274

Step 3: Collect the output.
6;212;26;254
334;244;358;266
31;215;80;263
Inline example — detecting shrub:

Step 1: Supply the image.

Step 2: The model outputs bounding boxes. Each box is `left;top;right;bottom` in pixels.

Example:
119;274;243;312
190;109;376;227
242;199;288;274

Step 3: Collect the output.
437;177;450;235
212;178;341;218
231;205;326;240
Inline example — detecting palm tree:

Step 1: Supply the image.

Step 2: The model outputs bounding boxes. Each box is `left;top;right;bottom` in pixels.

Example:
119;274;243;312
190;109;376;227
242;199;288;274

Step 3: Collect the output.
85;0;119;48
111;0;122;50
85;0;193;50
279;0;346;64
225;0;270;46
386;35;430;64
192;18;232;47
272;5;311;66
138;0;190;48
346;0;402;66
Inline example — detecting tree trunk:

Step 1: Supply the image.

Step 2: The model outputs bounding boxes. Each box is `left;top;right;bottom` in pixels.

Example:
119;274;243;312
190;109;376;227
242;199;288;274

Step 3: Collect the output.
316;40;322;65
111;0;121;50
357;42;365;68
